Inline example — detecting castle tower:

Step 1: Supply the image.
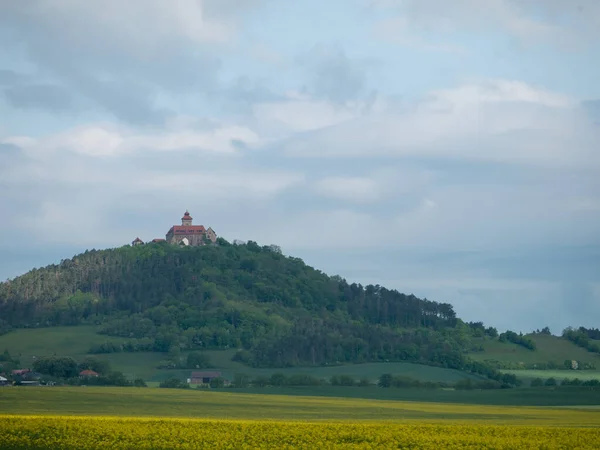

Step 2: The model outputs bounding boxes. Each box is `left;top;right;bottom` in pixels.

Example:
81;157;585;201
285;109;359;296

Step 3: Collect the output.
181;210;193;226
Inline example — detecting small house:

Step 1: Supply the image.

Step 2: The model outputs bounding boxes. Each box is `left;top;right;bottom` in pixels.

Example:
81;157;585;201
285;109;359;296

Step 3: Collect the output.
79;370;99;378
12;369;30;377
188;371;222;385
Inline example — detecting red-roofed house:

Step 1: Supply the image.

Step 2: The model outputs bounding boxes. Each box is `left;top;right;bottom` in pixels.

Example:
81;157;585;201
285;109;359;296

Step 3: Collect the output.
165;211;217;247
79;370;99;378
131;237;144;246
188;371;222;385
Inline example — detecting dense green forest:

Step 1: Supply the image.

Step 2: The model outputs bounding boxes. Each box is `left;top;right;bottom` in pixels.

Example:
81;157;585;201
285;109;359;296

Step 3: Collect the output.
0;239;562;386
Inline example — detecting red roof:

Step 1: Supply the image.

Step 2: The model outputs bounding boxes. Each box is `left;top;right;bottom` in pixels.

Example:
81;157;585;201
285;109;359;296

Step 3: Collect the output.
80;370;99;377
168;225;206;234
190;371;222;378
132;237;143;242
182;211;193;220
12;369;30;375
152;238;166;242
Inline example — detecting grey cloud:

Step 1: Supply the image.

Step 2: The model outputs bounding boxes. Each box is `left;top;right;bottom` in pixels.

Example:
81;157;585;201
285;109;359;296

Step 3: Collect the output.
583;99;600;125
299;44;370;104
0;70;25;86
0;2;223;125
3;83;75;112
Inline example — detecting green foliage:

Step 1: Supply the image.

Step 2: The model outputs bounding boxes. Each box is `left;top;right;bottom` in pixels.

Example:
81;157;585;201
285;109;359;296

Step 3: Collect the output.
330;375;356;386
563;327;600;354
186;352;211;369
78;356;111;375
209;377;225;388
232;373;251;388
33;356;79;379
498;330;536;350
530;378;544;387
133;378;147;387
0;242;465;372
159;377;190;389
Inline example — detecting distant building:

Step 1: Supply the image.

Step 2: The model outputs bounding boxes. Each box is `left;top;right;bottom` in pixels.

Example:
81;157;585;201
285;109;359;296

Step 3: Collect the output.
0;375;8;386
131;211;217;248
79;370;99;378
188;371;222;385
165;211;217;247
571;360;579;370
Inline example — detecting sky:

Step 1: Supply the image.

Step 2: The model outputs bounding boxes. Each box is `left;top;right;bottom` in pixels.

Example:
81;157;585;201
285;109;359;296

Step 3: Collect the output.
0;0;599;334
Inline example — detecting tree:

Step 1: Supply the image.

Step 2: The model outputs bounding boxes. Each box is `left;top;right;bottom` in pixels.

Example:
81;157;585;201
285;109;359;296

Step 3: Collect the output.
209;377;225;388
378;373;393;388
252;375;269;387
133;378;147;387
232;373;250;388
78;356;110;375
544;377;557;386
33;357;78;379
186;352;211;369
270;373;287;386
530;378;543;387
159;377;189;389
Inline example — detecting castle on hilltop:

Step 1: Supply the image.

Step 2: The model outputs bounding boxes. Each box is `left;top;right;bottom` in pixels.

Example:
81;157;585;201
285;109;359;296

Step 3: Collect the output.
131;210;217;247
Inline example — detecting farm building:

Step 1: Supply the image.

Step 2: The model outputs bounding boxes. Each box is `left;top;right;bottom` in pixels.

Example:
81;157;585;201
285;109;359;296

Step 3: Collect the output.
188;371;222;385
80;370;99;378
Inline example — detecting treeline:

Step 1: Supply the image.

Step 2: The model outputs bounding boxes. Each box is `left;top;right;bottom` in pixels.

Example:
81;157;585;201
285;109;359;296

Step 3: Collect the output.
530;377;600;388
161;372;515;391
466;321;498;338
0;240;456;331
5;356;146;387
498;330;536;350
563;327;600;354
479;359;596;371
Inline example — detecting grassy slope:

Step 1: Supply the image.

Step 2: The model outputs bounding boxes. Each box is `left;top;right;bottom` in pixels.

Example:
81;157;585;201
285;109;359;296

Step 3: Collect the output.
469;334;600;366
0;387;599;424
500;370;600;383
0;326;483;383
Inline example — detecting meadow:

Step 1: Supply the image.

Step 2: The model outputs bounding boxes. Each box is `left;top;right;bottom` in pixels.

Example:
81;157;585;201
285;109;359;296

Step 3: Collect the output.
469;333;600;367
1;386;600;422
1;387;600;449
0;326;485;383
501;369;600;383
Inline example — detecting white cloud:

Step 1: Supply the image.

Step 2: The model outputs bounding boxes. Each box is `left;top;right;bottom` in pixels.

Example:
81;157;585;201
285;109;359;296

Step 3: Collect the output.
253;94;359;133
369;0;590;49
3;123;260;158
279;80;599;170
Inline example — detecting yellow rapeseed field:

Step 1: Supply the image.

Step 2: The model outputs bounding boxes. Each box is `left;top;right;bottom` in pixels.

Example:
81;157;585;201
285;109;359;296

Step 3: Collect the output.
1;415;600;449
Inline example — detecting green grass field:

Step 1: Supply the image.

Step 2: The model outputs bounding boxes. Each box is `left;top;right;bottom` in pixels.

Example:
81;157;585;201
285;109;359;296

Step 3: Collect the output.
0;326;484;384
500;369;600;383
0;387;599;424
3;326;599;387
469;334;600;367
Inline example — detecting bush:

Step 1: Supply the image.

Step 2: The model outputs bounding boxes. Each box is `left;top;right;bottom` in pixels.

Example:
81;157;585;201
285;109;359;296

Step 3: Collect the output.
330;375;355;386
209;377;225;388
530;377;544;387
159;377;189;389
133;378;147;387
252;376;270;388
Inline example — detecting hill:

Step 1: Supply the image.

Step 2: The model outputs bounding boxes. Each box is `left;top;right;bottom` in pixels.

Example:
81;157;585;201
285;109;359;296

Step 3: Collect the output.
0;240;597;386
468;333;600;369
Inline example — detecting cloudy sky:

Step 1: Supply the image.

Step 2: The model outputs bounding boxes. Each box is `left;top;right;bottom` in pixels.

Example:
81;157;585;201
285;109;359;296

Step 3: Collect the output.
1;0;599;333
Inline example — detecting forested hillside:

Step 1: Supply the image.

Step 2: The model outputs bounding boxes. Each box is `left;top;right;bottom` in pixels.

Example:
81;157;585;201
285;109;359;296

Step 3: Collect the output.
0;240;510;383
